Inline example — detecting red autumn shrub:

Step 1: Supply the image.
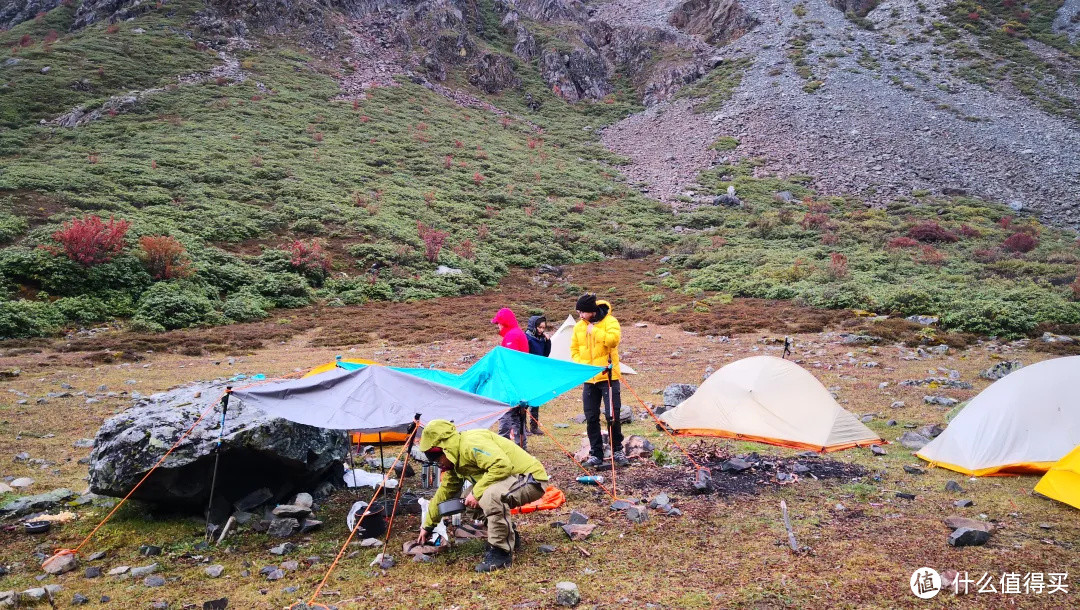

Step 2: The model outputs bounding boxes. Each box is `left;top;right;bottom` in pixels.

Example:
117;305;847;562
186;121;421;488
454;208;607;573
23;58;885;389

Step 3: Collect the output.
800;212;831;230
500;117;512;128
710;236;727;248
455;238;475;260
423;191;436;206
821;232;839;245
523;206;534;217
973;248;999;263
313;132;324;142
477;224;489;240
444;155;453;169
105;24;119;34
569;202;585;213
43;30;59;44
998;216;1013;229
917;245;946;266
150;159;157;169
1003;231;1038;253
907;221;957;243
473;172;484;186
286;239;331;274
957;224;981;238
138;235;192;279
454;140;464;148
416;222;448;263
359;115;370;123
887;236;919;249
51;215;130;266
828;252;848;279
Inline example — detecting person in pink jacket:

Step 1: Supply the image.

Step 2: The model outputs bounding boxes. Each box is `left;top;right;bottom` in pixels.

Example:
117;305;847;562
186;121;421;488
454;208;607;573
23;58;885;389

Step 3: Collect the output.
492;307;528;353
492;307;530;447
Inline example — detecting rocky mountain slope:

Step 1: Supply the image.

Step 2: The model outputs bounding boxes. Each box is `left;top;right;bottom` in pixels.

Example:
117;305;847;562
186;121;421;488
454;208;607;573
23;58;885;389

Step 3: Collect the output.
600;0;1080;229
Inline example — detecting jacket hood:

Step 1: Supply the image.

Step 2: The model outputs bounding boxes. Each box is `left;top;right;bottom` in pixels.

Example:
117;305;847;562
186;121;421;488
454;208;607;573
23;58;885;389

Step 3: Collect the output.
491;308;520;335
594;300;611;323
419;419;460;459
526;315;546;336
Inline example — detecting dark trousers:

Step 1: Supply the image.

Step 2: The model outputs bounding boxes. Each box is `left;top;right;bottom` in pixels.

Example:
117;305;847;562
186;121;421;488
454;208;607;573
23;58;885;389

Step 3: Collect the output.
497;406;528;450
529;406;540;431
583;380;622;460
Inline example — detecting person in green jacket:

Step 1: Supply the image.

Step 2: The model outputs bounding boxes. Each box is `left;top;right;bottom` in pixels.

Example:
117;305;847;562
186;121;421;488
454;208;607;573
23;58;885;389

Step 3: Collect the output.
417;419;549;572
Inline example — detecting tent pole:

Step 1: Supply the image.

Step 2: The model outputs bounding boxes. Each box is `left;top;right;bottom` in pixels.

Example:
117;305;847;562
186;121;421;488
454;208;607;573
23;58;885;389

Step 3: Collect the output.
378;432;385;477
346;431;359;497
204;386;231;542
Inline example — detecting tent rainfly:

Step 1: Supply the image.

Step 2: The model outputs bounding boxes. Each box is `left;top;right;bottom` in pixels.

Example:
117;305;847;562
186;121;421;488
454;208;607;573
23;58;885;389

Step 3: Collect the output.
549;315;637;374
232;365;512;433
917;356;1080;476
1034;444;1080;510
659;356;883;452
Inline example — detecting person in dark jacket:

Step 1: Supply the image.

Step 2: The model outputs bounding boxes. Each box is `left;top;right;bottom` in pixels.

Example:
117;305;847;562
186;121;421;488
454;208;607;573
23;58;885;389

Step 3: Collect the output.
493;307;530;448
524;315;551;435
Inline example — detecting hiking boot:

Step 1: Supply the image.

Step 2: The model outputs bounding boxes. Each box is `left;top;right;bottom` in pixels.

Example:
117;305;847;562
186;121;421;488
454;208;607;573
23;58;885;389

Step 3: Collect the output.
530;425;544;435
612;451;630;467
512;523;522;551
582;455;603;469
475;544;512;573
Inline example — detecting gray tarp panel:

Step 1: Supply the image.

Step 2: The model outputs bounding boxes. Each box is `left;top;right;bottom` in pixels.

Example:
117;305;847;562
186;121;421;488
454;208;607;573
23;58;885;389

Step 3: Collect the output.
232;366;511;432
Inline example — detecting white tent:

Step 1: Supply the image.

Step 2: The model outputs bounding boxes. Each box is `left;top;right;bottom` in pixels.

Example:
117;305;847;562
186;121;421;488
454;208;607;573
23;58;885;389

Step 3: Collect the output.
550;315;637;375
659;356;882;452
917;356;1080;476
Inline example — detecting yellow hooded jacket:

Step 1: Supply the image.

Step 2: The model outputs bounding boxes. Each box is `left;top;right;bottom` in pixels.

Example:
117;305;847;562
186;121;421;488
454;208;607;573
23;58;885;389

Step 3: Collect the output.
570;299;622;384
419;419;549;528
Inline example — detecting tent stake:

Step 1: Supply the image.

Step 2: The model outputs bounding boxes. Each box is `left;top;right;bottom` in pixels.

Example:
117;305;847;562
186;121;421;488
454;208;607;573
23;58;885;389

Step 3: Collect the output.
378;432;385;477
346;431;359;497
204;387;231;542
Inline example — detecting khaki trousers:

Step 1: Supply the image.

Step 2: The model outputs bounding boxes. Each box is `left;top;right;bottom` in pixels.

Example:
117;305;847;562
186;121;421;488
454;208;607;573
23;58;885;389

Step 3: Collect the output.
476;475;546;552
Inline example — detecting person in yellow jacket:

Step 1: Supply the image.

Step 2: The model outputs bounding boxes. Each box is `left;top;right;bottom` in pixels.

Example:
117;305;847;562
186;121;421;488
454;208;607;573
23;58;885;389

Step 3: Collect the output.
570;293;629;468
417;419;549;572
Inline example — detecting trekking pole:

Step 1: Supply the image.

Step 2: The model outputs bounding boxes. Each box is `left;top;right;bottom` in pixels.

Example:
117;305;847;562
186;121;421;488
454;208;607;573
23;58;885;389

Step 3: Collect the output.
605;360;617;499
204;387;231;542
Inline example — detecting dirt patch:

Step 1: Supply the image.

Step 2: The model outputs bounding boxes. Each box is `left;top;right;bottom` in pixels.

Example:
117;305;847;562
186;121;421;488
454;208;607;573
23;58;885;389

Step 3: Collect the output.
0;190;69;228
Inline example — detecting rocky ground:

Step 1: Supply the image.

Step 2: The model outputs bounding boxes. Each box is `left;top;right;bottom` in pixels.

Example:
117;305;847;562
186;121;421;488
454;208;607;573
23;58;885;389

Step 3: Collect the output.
1;304;1078;607
599;0;1080;228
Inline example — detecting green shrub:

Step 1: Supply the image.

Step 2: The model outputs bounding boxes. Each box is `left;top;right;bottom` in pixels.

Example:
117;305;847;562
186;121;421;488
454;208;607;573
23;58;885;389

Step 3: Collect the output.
255;273;313;309
223;289;271;322
132;281;219;330
0;300;65;338
0;211;28;244
53;295;113;324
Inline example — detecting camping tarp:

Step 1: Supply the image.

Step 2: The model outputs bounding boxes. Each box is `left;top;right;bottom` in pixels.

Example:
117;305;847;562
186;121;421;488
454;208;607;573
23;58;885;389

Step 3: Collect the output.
550;315;637;374
233;365;512;432
303;358;377;377
659;356;883;452
1034;444;1080;510
397;346;603;407
917;356;1080;476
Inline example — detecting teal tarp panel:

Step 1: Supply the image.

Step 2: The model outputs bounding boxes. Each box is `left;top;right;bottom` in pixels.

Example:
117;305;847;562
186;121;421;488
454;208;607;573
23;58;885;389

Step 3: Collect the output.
335;347;603;407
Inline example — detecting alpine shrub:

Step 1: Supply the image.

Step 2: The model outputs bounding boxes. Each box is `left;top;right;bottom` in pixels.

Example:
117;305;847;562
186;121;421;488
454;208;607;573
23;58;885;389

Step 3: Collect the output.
906;221;957;243
1003;232;1038;253
286;239;331;286
417;222;448;263
132;281;217;330
0;300;65;339
51;215;130;266
138;235;192;280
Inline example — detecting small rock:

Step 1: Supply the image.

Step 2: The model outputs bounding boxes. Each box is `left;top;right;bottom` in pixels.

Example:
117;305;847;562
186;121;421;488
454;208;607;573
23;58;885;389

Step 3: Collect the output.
151;602;168;610
292;493;313;509
143;575;166;587
561;524;596;541
267;518;299;538
268;543;295;555
948;527;991;547
359;538;381;548
609;500;631;511
721;458;751;472
890;401;905;409
943;516;993;533
626;506;649;524
14;452;30;462
205;565;224;578
84;567;102;579
539;545;556;554
129;563;158;578
265;569;284;581
271;505;310;519
954;499;974;508
648;493;670;509
72;592;90;605
43;552;78;575
556;581;580;607
567;510;589;525
945;481;963;493
981;361;1022;380
203;598;228;610
280;560;299;572
554;423;570;429
903;465;926;475
139;545;162;557
107;566;130;576
860;414;874;424
298;518;322;534
10;477;34;488
923;395;959;407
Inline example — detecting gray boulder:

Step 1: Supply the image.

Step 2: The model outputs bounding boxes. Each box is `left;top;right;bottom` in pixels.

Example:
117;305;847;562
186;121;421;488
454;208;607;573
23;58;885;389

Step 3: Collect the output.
662;383;698;408
88;379;347;513
898;431;932;450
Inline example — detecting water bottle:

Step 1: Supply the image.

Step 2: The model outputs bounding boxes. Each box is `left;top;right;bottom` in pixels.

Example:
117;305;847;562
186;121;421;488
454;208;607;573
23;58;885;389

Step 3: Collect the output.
576;475;604;485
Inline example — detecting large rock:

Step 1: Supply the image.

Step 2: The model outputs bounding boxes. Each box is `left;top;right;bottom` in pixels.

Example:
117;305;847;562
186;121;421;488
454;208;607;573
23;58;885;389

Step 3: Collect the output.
0;0;64;29
88;380;347;512
981;361;1023;380
669;0;757;46
663;383;698;408
898;431;931;450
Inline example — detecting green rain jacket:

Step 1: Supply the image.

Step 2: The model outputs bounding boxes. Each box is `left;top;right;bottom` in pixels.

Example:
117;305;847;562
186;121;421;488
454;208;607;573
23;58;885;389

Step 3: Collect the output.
419;419;549;528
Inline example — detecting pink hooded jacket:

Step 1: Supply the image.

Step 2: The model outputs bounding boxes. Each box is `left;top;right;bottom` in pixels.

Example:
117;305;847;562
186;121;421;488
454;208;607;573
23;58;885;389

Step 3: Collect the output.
492;308;529;353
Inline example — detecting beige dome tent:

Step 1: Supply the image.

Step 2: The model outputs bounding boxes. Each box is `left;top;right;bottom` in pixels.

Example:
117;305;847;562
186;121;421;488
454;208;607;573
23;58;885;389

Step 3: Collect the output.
917;356;1080;476
550;315;637;374
659;356;882;452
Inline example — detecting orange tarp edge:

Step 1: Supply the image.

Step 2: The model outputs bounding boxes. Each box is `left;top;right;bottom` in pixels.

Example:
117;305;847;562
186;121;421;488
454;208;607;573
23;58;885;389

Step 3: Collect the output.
303;359;378;378
919;458;1055;477
671;428;885;453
